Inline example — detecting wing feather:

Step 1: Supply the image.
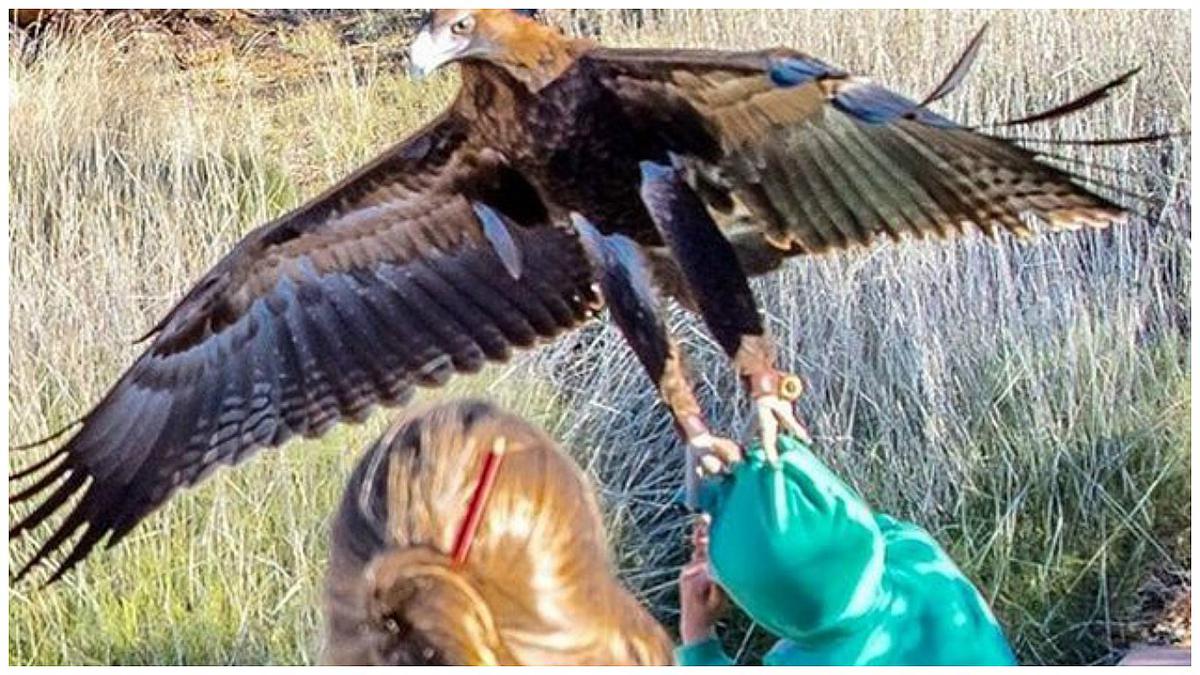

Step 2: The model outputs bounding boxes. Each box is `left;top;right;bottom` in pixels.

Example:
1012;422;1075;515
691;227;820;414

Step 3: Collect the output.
10;113;600;583
587;45;1134;265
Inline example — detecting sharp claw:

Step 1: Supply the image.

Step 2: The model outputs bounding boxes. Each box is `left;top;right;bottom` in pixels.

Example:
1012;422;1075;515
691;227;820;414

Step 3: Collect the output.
710;437;743;465
792;420;813;445
773;396;812;444
755;393;812;462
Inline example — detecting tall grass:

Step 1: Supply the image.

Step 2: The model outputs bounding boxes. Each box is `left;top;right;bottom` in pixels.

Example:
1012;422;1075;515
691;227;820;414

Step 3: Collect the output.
8;9;1190;665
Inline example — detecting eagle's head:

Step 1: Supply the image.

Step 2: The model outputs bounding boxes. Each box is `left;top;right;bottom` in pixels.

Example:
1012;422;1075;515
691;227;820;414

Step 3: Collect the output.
408;9;578;86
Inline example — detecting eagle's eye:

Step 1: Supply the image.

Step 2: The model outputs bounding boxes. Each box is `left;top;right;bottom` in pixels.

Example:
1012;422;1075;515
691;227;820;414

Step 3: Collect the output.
450;15;475;36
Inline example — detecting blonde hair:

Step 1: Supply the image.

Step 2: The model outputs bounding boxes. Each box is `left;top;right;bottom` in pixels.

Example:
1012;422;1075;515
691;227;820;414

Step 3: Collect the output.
321;399;674;665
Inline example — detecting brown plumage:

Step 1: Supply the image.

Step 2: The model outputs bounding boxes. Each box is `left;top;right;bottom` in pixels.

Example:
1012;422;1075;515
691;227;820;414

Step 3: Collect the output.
11;8;1155;583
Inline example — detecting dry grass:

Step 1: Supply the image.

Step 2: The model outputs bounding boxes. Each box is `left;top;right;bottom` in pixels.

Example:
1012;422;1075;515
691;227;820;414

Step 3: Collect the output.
7;9;1191;665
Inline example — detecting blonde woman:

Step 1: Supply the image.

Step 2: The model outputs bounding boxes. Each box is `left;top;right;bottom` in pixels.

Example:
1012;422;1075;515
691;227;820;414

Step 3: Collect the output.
321;399;673;665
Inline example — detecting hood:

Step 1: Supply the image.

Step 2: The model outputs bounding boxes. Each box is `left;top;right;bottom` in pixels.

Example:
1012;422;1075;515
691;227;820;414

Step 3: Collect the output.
699;435;889;644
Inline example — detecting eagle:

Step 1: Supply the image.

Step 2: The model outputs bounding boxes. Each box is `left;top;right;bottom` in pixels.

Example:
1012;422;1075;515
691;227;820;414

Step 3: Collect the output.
11;8;1158;583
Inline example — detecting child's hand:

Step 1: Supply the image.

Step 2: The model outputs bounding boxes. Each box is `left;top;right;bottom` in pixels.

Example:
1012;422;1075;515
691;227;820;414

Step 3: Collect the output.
679;515;727;645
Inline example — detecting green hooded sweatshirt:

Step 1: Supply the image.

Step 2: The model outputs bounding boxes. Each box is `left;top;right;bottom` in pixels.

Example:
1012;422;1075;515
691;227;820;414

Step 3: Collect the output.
676;436;1016;666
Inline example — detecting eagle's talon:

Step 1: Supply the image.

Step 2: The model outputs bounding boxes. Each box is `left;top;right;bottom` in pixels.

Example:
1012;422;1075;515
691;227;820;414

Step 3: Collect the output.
755;393;812;463
698;453;726;476
689;432;743;475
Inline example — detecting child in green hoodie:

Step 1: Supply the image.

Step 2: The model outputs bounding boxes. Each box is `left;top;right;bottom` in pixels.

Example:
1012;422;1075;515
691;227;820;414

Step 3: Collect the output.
677;436;1017;666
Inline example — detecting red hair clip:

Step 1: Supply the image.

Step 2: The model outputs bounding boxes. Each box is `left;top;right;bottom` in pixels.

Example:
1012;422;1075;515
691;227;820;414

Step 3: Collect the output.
450;437;509;568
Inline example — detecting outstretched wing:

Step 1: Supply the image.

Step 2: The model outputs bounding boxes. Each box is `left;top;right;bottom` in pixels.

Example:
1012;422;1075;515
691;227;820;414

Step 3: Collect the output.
10;112;600;583
586;43;1133;271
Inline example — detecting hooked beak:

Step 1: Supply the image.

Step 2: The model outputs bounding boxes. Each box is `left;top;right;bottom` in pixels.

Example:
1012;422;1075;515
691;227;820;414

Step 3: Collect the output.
408;29;457;80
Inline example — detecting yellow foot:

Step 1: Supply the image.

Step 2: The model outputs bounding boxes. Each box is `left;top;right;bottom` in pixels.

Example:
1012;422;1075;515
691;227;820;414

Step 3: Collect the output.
689;432;743;476
751;372;811;463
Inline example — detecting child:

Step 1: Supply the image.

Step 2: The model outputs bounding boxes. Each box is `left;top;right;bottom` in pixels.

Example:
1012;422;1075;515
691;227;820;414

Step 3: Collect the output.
322;399;673;665
678;436;1017;666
